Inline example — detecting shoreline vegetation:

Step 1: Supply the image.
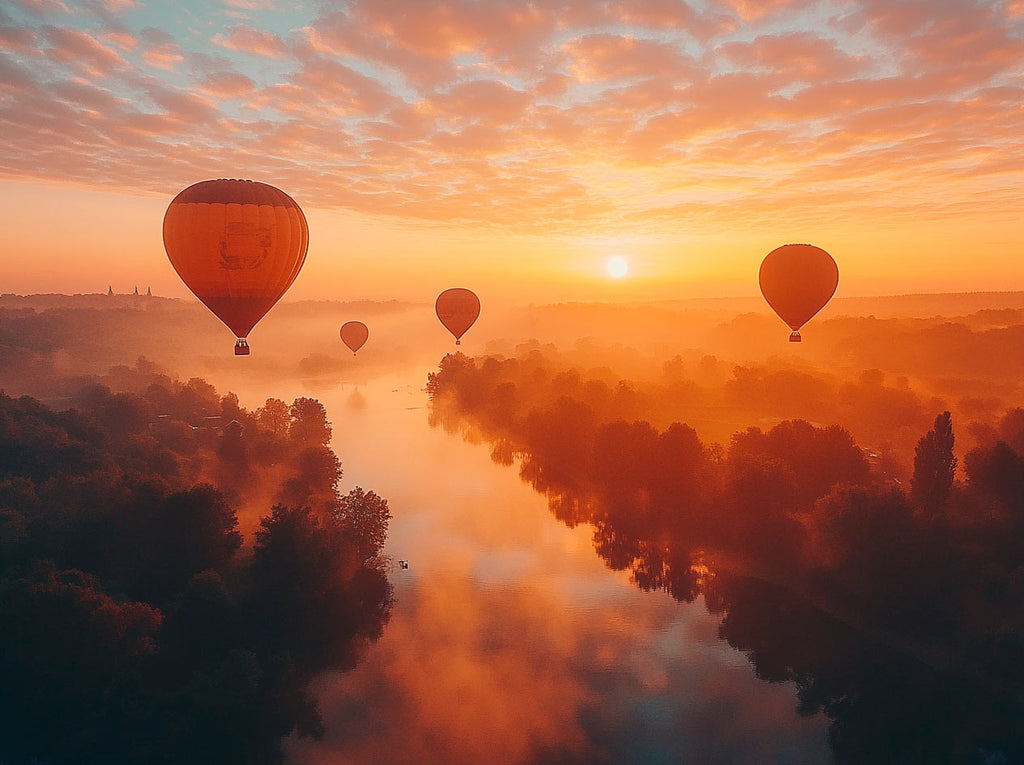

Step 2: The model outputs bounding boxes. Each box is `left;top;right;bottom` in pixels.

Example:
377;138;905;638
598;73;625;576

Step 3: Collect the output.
0;361;393;764
427;350;1024;762
1;292;1022;762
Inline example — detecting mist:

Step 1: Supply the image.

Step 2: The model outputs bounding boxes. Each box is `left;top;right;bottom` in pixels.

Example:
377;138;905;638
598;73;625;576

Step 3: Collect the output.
1;290;1022;763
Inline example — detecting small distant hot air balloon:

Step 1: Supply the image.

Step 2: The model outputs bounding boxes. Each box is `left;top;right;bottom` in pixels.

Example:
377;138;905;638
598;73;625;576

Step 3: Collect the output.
163;179;309;355
759;244;838;342
340;320;369;355
435;288;480;345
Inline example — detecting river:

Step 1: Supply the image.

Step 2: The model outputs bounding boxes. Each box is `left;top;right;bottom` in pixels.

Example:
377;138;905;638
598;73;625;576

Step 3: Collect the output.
240;369;837;764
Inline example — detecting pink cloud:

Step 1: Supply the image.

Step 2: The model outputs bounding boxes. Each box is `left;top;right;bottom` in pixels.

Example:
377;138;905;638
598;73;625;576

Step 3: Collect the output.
845;0;1024;81
7;0;71;17
197;70;256;99
285;56;401;116
146;85;220;125
432;79;531;123
0;26;36;52
303;21;457;91
711;0;813;22
559;0;731;41
563;34;696;83
42;25;127;78
51;78;124;106
0;57;43;98
360;102;435;143
213;24;289;58
102;0;138;11
306;1;557;90
102;29;137;51
430;125;510;158
719;33;866;84
223;0;275;9
143;43;184;71
354;0;552;60
0;0;1021;236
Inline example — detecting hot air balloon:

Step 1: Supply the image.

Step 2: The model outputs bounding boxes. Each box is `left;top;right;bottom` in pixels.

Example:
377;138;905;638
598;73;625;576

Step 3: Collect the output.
163;179;309;355
340;320;369;355
759;243;838;342
435;288;480;345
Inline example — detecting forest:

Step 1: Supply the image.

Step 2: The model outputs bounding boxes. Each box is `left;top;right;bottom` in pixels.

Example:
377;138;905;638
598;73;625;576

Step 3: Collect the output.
3;293;1024;763
427;350;1024;763
0;360;393;764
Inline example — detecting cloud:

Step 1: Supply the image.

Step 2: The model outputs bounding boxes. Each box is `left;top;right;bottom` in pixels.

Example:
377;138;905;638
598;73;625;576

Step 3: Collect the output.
42;24;128;78
0;25;37;51
223;0;275;9
718;32;866;85
0;0;1021;234
213;23;288;58
284;55;401;116
142;43;184;71
102;0;138;11
712;0;813;22
101;28;136;51
562;33;696;83
8;0;71;17
432;79;531;123
196;69;255;99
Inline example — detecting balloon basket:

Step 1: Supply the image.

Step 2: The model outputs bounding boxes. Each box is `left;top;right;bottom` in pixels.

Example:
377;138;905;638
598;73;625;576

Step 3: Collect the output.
788;331;802;343
234;339;251;356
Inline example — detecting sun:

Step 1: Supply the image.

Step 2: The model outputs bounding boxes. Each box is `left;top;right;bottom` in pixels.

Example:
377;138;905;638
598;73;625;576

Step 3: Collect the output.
606;256;629;279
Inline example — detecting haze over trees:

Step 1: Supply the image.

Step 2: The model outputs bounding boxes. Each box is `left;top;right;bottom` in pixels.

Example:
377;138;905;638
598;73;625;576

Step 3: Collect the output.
428;351;1024;764
4;292;1024;762
0;367;393;764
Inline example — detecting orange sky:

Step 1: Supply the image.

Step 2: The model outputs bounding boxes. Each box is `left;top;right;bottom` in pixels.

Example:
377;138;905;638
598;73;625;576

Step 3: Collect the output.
1;0;1022;303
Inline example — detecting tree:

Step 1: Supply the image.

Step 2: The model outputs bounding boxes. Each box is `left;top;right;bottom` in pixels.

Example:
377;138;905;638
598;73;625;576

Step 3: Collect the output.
255;397;289;436
911;412;957;518
247;505;362;670
334;487;390;560
289;397;332;446
131;484;242;601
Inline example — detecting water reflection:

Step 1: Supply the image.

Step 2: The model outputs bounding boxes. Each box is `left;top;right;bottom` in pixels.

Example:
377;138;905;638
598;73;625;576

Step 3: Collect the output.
424;353;1024;764
285;373;833;764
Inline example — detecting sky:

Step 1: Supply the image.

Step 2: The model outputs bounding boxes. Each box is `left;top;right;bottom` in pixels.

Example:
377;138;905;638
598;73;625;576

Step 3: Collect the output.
1;0;1023;304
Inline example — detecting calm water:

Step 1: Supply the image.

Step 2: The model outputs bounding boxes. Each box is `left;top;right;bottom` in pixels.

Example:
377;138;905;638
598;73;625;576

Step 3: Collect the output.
259;370;835;764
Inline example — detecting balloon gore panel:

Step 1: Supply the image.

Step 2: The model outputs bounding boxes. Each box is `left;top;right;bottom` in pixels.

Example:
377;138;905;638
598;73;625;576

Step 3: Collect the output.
163;179;309;340
435;288;481;342
759;244;838;334
340;320;369;354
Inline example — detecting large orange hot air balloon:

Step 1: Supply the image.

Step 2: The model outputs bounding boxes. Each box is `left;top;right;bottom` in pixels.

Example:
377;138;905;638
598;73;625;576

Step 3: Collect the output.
340;320;368;355
163;179;309;355
759;243;838;342
435;288;480;345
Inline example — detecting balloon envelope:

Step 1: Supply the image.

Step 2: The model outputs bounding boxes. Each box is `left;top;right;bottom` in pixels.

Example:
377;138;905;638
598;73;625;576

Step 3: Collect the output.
435;288;480;345
759;244;838;340
340;320;369;355
163;179;309;344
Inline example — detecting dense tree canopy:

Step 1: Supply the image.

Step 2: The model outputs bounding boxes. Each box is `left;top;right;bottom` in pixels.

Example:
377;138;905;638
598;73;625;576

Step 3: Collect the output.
428;352;1024;764
0;371;393;764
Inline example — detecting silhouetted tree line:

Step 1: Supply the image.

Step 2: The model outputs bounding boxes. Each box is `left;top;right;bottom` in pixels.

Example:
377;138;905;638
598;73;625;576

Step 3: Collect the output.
0;372;393;764
428;353;1023;764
